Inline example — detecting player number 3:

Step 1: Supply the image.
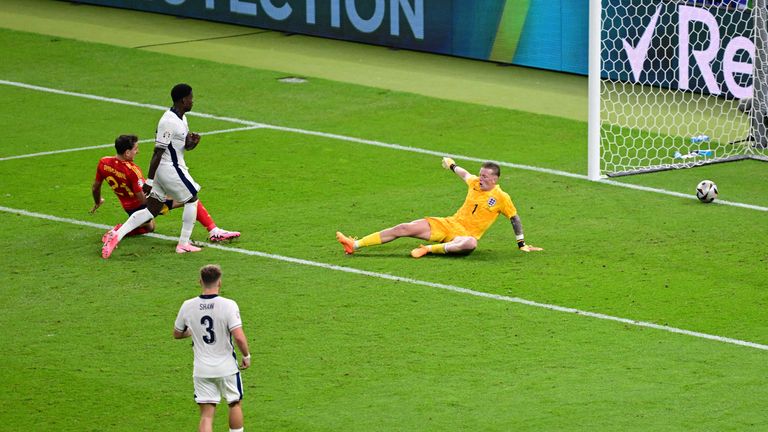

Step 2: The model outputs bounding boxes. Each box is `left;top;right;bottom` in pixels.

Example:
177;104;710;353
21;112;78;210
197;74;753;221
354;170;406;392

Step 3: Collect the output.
200;315;216;344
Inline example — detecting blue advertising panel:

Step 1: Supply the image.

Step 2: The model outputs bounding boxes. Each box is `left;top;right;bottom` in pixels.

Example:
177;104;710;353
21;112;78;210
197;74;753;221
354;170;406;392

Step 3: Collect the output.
66;0;589;74
64;0;756;93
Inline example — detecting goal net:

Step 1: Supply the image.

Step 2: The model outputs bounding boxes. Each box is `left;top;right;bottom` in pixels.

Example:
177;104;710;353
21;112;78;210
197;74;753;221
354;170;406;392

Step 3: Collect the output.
590;0;768;178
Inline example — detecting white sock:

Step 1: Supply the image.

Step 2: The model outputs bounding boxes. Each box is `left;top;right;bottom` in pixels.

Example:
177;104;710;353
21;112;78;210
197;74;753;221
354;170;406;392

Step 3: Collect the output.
116;209;153;241
229;428;244;432
179;201;198;244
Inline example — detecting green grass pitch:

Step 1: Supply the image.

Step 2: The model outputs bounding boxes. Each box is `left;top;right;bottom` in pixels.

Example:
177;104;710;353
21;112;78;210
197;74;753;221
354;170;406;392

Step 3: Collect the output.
0;28;767;431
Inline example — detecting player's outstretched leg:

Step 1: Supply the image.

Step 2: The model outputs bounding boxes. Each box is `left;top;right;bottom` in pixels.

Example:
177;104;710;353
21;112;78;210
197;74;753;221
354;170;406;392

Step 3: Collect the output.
209;227;241;242
102;208;155;259
410;244;446;258
336;231;356;254
102;230;120;259
338;221;430;256
102;224;122;243
410;245;430;258
176;243;202;254
411;237;476;258
194;201;241;242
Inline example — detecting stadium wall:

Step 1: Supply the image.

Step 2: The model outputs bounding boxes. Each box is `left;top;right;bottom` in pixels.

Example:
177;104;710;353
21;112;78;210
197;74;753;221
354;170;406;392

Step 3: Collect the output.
66;0;590;74
66;0;756;97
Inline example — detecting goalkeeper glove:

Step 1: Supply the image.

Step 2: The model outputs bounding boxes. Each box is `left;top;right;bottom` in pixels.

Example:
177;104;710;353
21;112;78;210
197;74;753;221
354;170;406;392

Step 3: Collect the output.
442;157;457;171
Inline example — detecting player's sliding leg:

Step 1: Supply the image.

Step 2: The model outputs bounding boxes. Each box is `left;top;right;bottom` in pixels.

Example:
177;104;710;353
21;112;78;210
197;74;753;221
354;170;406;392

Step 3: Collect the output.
177;198;202;254
410;243;446;258
337;220;431;255
410;236;477;259
337;230;387;254
129;223;154;236
196;200;216;231
102;224;122;243
195;200;240;242
335;232;358;254
102;208;155;258
170;200;241;242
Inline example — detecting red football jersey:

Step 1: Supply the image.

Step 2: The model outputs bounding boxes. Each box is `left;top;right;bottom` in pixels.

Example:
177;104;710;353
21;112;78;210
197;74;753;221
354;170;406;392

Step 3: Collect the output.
95;156;145;211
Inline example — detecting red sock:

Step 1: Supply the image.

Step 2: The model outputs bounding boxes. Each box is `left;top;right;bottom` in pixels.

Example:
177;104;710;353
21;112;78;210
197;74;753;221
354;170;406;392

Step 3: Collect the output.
196;201;216;231
128;226;152;236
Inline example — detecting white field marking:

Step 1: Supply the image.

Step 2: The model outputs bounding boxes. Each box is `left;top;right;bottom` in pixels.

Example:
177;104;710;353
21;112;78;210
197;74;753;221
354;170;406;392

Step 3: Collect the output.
2;79;767;212
0;80;262;127
0;126;262;162
2;204;767;352
600;179;768;212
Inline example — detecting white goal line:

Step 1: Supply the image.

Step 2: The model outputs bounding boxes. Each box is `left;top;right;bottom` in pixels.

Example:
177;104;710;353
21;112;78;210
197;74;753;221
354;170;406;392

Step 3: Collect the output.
1;79;766;212
1;204;767;353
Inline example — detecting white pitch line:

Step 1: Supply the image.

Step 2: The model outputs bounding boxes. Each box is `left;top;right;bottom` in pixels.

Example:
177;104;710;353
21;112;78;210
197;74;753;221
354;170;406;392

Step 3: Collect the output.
2;204;767;352
601;179;768;212
0;80;581;178
0;79;262;127
2;79;767;212
0;126;263;162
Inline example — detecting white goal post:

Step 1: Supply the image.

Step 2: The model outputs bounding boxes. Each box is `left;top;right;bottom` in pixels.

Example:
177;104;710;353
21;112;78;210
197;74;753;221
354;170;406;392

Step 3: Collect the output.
589;0;768;179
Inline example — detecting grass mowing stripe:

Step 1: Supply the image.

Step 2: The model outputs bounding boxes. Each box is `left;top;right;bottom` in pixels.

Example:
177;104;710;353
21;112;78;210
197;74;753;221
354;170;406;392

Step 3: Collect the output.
4;79;767;213
0;79;260;126
0;126;262;161
2;204;766;352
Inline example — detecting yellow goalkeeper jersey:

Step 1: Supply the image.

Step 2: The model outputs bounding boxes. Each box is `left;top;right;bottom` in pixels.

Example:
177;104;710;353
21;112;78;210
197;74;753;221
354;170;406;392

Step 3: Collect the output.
452;175;517;239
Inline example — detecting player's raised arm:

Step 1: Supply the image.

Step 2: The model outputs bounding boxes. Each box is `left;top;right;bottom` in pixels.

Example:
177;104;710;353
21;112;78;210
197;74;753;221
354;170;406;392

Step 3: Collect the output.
441;157;471;181
510;214;543;252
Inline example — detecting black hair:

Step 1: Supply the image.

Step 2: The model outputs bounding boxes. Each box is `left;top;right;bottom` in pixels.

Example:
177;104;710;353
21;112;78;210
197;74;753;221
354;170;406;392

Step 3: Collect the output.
171;83;193;103
114;134;138;155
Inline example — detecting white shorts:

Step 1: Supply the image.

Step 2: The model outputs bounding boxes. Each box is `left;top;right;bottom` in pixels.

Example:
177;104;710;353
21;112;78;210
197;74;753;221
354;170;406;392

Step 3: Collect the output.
193;373;243;405
150;163;200;203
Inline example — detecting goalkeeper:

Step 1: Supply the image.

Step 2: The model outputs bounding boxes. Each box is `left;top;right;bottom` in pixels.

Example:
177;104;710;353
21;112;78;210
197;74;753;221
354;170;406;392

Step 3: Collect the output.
336;158;543;258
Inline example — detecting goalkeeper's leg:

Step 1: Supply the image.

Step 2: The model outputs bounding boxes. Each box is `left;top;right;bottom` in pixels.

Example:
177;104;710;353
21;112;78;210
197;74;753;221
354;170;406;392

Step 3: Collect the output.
337;219;431;254
411;236;477;258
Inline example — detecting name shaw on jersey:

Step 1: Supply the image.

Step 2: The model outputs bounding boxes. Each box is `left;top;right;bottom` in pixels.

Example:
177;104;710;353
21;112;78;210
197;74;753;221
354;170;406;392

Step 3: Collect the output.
200;303;215;310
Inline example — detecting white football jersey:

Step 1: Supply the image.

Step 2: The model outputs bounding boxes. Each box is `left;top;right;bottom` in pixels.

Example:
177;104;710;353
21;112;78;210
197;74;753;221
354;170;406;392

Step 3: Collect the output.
174;294;243;378
155;108;190;171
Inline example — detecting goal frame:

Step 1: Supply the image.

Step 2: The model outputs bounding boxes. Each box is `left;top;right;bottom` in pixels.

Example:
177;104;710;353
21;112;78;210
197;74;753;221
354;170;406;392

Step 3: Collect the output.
588;0;768;179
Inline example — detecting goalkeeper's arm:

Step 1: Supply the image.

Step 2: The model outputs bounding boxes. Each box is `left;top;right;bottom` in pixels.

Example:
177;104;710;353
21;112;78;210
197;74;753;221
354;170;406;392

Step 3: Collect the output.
511;215;543;252
441;157;471;181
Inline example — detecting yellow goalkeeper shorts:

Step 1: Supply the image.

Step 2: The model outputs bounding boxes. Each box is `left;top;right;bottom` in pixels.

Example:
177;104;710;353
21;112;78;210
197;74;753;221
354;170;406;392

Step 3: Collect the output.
426;217;470;243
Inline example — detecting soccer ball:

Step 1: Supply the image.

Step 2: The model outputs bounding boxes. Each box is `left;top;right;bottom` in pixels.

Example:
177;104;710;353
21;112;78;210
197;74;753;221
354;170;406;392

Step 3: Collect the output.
696;180;718;203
